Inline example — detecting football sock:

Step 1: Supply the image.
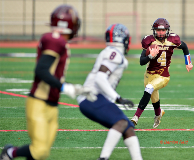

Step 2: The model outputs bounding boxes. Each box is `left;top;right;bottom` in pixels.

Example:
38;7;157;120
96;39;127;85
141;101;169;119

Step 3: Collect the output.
153;100;161;116
7;147;16;158
124;136;143;160
154;107;161;116
100;128;122;159
134;108;144;118
135;91;151;117
16;145;34;159
138;91;151;109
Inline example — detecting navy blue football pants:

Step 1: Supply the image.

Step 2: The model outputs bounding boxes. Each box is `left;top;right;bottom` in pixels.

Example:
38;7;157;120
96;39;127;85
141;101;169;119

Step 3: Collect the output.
79;94;134;134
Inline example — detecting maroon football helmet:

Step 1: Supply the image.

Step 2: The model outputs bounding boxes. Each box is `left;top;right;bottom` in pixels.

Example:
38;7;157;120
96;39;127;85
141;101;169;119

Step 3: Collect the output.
152;18;170;40
50;4;80;39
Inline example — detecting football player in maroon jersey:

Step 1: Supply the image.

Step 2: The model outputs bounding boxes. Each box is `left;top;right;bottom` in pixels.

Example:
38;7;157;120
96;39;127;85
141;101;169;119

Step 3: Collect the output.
131;18;193;128
0;4;83;160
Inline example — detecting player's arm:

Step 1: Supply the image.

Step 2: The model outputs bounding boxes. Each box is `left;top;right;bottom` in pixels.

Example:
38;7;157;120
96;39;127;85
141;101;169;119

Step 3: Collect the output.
95;61;134;108
95;62;120;101
177;41;193;72
35;54;82;98
140;49;151;66
35;54;62;89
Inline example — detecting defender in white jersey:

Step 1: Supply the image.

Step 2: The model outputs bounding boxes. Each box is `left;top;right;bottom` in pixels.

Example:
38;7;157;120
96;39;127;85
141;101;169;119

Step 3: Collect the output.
77;24;143;160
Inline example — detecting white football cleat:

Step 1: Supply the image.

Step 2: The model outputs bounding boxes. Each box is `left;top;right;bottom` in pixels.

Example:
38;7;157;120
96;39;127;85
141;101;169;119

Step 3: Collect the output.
131;115;139;125
153;109;165;128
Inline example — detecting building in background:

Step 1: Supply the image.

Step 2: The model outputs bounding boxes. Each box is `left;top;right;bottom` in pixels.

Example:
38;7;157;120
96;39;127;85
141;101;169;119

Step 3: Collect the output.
0;0;193;43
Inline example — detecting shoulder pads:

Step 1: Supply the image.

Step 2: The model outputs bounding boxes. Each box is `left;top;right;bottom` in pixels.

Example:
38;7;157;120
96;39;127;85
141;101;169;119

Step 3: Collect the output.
141;35;155;50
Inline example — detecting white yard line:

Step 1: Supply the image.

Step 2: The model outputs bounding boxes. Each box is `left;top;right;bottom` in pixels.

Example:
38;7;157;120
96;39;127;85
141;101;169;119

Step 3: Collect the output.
1;104;194;111
50;146;194;149
1;146;194;150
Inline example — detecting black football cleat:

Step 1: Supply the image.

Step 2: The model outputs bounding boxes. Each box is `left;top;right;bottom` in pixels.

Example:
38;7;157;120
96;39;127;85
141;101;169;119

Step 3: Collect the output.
97;158;109;160
0;144;14;160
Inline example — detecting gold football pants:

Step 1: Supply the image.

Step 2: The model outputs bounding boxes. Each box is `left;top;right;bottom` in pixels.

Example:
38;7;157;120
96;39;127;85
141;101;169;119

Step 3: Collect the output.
26;96;58;160
144;72;170;103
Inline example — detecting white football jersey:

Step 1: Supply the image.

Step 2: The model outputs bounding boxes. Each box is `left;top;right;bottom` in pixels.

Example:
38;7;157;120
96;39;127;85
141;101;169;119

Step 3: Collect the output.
77;45;128;103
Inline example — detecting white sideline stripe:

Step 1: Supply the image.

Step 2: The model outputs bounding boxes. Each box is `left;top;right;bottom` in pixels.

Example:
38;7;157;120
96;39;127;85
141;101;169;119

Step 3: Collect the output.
50;146;194;149
1;146;194;150
0;78;32;83
1;98;194;100
1;105;194;111
6;89;29;92
0;117;156;119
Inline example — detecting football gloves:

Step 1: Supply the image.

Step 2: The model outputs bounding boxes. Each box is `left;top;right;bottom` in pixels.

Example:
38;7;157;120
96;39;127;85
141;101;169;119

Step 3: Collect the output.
116;97;134;110
61;83;83;99
61;83;98;101
82;87;98;102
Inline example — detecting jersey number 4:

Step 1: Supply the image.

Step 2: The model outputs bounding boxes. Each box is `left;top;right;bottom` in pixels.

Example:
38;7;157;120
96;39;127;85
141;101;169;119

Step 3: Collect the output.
157;51;166;66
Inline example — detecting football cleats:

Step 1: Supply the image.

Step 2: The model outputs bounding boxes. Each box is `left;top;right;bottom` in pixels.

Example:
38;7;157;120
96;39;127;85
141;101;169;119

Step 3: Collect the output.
0;144;14;160
153;109;165;128
152;18;170;40
105;24;130;55
131;115;138;125
50;4;80;39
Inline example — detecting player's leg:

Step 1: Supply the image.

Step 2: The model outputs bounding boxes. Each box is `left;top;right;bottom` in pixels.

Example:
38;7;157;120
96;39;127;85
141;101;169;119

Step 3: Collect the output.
151;76;169;128
47;105;58;150
99;119;128;159
27;97;52;160
0;97;42;160
131;72;154;125
123;127;143;160
1;97;52;160
151;91;161;116
79;94;133;159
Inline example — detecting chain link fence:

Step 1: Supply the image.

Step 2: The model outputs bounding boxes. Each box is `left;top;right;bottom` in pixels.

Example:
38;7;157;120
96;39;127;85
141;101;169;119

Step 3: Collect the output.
0;0;194;43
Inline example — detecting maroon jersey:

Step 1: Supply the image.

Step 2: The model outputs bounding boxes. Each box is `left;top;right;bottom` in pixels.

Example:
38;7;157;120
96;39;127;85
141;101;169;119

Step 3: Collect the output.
142;33;181;77
30;32;68;104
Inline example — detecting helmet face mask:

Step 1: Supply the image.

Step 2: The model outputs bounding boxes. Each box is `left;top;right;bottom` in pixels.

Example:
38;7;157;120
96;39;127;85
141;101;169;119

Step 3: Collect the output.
105;24;130;55
154;29;167;40
50;4;80;40
152;18;170;40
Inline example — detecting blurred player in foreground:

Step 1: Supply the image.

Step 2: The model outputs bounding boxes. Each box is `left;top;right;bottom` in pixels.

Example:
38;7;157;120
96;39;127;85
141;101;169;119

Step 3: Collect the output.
77;24;143;160
131;18;193;128
0;4;85;160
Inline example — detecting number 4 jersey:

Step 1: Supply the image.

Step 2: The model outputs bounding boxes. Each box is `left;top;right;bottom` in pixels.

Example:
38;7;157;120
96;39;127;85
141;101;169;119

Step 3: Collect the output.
142;33;181;77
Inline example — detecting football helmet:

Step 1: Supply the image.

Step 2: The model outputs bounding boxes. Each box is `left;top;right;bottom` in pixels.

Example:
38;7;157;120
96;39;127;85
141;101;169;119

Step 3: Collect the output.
152;18;170;40
50;4;80;39
105;24;131;55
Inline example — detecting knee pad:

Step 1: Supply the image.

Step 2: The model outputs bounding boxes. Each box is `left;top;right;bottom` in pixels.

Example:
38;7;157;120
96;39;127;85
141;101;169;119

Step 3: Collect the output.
145;84;154;94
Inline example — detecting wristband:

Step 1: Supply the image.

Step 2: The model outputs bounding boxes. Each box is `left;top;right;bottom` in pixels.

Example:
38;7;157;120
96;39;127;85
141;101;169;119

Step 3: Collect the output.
148;54;154;59
184;54;192;65
61;83;65;92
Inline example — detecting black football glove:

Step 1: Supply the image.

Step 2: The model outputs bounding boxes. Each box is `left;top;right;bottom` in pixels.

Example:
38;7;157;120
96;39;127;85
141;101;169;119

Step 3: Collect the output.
116;97;134;110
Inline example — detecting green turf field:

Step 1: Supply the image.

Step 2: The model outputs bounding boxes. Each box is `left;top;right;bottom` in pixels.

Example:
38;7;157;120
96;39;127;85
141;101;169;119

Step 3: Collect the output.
0;48;194;160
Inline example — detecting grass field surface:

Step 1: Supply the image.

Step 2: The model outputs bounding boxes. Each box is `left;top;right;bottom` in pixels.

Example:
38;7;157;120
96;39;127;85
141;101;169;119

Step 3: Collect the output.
0;48;194;160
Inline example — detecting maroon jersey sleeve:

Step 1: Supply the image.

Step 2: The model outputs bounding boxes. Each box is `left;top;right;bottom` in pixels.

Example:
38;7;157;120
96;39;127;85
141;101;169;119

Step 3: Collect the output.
41;33;66;56
141;35;156;50
167;33;181;47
